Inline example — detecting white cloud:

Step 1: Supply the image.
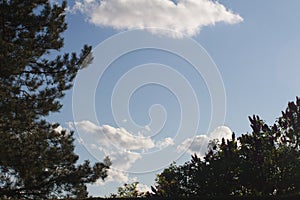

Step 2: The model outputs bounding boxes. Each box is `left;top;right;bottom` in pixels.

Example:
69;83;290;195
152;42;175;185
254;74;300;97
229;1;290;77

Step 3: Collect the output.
72;0;243;38
177;134;209;155
73;120;155;150
177;126;233;156
209;125;232;141
109;150;142;170
156;137;174;149
144;125;151;132
96;168;130;185
71;120;176;184
93;150;140;185
137;183;151;193
72;121;232;185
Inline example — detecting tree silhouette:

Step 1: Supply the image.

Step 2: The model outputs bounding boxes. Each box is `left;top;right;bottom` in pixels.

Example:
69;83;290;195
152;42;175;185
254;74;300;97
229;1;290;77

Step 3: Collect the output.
274;97;300;194
109;182;148;198
0;0;110;199
152;97;300;197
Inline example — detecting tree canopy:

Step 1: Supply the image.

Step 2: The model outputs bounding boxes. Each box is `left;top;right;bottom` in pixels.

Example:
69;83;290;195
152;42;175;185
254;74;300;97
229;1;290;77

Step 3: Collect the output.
109;182;149;198
0;0;110;199
152;97;300;197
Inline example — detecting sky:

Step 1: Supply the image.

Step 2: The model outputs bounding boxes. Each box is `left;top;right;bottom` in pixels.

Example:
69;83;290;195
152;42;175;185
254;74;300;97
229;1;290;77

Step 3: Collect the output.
48;0;300;197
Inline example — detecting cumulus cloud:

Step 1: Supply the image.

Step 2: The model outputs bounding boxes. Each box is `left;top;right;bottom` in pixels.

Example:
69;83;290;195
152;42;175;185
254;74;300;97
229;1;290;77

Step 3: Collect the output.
177;126;233;156
209;125;233;141
71;120;175;183
137;183;151;193
177;134;209;155
93;150;140;184
96;168;130;185
72;0;243;38
71;120;232;183
144;125;151;132
109;150;142;170
156;137;174;149
73;120;155;150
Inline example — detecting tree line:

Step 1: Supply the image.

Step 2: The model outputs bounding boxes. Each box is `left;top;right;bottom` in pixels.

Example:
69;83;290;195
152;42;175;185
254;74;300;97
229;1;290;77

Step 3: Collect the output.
111;97;300;198
151;97;300;197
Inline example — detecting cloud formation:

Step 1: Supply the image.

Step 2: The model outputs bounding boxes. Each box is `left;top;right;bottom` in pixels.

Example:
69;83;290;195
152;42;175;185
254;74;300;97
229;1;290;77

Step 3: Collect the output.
156;137;174;149
72;0;243;38
177;126;232;156
96;168;130;185
71;120;173;184
73;120;155;150
94;151;140;185
137;183;151;193
109;150;142;170
71;121;232;184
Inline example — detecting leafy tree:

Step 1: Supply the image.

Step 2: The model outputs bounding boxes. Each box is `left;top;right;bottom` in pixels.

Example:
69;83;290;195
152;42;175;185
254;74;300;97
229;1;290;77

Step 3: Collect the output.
0;0;110;199
238;116;279;195
203;133;241;196
152;135;241;197
109;182;148;198
274;97;300;194
153;162;187;197
277;97;300;150
152;97;300;197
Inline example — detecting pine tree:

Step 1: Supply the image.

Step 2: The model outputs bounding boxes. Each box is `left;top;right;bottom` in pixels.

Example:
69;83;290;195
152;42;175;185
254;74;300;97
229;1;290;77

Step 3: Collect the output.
0;0;110;199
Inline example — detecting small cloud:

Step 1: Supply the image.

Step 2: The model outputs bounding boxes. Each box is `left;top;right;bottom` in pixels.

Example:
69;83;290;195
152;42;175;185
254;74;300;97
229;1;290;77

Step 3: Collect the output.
137;183;151;193
177;135;209;156
144;125;151;132
71;120;154;178
109;150;142;170
177;126;233;157
73;120;155;150
209;125;232;141
156;137;174;149
96;168;129;185
72;0;243;38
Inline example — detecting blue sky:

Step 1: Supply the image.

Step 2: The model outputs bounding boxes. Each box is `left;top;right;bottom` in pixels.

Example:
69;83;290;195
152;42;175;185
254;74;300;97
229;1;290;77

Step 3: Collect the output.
49;0;300;197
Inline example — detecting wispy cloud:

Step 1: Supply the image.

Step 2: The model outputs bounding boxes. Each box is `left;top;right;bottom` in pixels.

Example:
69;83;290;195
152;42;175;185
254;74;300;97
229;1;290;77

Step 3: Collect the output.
72;0;243;38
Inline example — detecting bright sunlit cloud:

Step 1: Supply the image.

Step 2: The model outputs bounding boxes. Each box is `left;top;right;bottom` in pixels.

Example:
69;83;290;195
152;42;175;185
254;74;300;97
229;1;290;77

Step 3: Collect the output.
155;137;174;149
177;126;233;157
73;120;155;150
71;121;233;185
70;120;174;184
72;0;243;38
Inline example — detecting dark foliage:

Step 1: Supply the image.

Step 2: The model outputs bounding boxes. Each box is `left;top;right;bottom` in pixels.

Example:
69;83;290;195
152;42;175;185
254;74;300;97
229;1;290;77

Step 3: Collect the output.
0;0;110;199
152;97;300;197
